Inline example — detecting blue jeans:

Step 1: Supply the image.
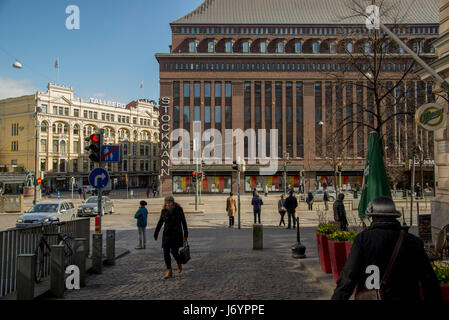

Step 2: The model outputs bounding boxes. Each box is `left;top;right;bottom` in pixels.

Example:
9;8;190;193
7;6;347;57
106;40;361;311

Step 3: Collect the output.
163;247;181;270
254;211;261;224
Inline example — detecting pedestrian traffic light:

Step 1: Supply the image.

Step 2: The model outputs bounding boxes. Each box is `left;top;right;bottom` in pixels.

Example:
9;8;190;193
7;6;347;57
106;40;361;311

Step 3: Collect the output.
192;172;197;183
85;133;102;162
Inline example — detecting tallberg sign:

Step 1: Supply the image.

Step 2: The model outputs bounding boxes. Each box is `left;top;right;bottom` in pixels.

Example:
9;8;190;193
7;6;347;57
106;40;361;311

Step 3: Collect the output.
414;103;446;131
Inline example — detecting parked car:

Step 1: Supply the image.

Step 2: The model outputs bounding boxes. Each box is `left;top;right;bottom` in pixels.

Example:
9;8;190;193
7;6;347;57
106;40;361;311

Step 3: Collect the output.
16;200;76;228
77;196;114;217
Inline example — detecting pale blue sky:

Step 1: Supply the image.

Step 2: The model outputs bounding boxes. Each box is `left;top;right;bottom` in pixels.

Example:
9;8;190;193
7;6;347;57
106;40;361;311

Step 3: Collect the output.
0;0;203;103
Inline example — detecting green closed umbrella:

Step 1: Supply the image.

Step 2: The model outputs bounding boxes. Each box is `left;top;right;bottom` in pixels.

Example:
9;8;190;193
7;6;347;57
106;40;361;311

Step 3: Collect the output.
358;132;392;222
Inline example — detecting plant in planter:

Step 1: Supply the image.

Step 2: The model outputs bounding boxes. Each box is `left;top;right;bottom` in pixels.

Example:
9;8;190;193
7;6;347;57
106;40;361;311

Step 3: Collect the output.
327;231;351;282
344;231;358;259
432;261;449;300
316;223;338;274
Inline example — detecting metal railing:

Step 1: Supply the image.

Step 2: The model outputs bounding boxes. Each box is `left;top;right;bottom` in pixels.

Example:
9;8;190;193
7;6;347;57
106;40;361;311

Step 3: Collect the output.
0;219;90;297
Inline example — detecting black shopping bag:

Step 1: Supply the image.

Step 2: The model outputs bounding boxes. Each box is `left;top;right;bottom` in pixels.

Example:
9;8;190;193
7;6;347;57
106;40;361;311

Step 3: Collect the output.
179;240;190;264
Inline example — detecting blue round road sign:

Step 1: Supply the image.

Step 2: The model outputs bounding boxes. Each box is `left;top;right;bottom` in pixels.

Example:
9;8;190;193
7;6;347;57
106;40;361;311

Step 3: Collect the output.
89;168;110;189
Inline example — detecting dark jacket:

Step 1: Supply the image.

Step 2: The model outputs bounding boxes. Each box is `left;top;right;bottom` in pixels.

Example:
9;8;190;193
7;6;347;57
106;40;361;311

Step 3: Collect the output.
134;207;148;228
154;204;188;248
278;199;286;213
333;199;347;225
332;219;442;300
306;192;314;204
251;195;263;212
284;195;298;214
323;191;329;202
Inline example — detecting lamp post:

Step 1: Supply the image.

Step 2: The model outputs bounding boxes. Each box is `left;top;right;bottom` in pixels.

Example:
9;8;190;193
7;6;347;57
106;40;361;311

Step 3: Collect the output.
33;102;41;205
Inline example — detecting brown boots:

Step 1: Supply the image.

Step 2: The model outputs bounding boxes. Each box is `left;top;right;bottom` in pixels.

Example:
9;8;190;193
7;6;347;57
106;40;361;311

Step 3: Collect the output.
177;264;182;273
164;269;173;279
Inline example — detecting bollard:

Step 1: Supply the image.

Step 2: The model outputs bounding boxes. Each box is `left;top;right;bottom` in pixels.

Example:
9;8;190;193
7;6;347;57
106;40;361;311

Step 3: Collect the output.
73;238;87;287
50;245;65;298
253;224;263;250
17;254;36;300
92;233;103;274
106;230;115;266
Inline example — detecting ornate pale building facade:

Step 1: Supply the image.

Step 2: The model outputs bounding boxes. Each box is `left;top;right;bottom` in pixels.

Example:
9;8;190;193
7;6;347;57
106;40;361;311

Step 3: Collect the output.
0;83;160;191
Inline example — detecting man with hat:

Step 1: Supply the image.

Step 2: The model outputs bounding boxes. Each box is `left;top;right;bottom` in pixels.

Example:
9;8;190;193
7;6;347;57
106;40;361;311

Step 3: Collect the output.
332;196;441;300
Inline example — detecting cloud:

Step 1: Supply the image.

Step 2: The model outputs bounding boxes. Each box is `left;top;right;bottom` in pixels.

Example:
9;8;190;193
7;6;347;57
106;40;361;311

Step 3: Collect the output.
0;77;36;99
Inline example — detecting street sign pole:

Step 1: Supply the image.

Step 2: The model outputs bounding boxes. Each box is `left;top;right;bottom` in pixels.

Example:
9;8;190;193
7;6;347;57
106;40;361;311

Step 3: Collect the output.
238;168;241;230
98;129;104;234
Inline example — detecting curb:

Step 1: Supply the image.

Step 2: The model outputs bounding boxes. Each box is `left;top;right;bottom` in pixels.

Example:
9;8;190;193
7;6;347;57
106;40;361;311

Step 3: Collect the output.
298;258;335;297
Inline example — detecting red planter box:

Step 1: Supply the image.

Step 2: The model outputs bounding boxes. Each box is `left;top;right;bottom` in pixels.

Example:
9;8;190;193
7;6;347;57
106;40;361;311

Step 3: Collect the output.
328;241;347;282
345;242;353;259
316;232;332;274
441;285;449;300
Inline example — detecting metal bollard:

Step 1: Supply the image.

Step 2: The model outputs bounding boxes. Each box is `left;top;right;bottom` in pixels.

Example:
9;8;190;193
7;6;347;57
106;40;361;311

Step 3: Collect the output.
50;245;65;298
106;230;115;265
92;233;103;274
73;238;87;287
253;224;263;250
17;254;36;300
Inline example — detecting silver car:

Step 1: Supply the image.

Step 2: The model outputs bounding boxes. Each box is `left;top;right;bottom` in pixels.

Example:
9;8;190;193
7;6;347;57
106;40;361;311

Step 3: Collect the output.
77;196;114;217
313;189;336;202
16;200;77;228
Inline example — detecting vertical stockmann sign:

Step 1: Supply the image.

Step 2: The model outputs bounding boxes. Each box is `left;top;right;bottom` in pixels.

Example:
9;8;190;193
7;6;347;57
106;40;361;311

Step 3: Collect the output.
160;97;171;178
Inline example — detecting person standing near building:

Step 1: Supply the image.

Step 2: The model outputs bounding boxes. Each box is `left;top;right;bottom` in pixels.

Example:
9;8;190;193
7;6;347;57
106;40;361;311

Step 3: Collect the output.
78;187;82;199
264;184;269;197
154;196;188;279
278;194;287;227
332;196;441;300
306;192;314;211
251;191;263;224
153;183;158;198
333;193;348;231
146;188;150;199
82;187;87;201
134;200;148;249
323;188;329;211
226;192;237;227
285;191;298;229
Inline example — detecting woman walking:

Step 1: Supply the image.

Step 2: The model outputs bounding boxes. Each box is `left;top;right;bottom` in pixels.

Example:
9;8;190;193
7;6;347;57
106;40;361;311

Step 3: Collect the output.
154;196;189;279
226;192;237;227
278;194;286;226
134;200;148;249
306;192;314;211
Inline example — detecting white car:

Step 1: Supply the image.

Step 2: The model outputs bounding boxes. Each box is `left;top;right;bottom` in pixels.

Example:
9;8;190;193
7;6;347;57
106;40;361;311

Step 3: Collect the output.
16;200;77;228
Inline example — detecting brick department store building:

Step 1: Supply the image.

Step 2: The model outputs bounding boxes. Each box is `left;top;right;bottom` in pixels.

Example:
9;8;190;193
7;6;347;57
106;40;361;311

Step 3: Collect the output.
157;0;439;195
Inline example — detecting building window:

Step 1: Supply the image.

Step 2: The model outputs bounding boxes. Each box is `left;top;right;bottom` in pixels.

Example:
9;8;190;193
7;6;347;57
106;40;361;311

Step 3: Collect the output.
205;106;211;123
313;41;319;53
225;41;232;53
40;159;46;172
347;42;353;53
330;42;336;53
364;42;370;53
189;41;196;53
242;41;249;53
295;41;301;53
194;106;201;121
41;122;47;133
260;41;267;53
277;41;284;53
73;140;79;153
40;139;47;152
208;41;215;53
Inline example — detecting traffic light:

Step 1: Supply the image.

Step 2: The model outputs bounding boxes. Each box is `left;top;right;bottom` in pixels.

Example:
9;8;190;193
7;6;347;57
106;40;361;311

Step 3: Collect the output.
336;162;342;173
85;133;102;162
192;172;197;183
232;161;238;170
37;177;42;185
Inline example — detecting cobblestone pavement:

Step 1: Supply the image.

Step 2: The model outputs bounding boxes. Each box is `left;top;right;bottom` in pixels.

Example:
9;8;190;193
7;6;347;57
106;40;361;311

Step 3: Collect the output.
63;226;331;300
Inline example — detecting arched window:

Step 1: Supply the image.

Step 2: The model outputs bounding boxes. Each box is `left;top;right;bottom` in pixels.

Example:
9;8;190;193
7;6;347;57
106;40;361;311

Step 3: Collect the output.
60;140;66;153
57;123;63;134
347;42;353;53
63;124;68;135
52;124;57;133
73;125;79;135
41;122;47;133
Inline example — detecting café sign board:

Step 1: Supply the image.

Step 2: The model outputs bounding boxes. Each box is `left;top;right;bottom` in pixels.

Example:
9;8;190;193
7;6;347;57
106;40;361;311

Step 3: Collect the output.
414;103;446;131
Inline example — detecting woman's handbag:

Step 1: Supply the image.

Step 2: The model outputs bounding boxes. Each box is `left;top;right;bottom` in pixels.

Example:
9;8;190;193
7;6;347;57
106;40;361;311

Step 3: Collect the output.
179;240;191;264
354;230;405;300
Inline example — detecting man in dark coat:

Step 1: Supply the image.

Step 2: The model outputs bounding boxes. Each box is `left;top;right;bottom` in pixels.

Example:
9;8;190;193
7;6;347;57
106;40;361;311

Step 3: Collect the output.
333;193;348;231
332;196;441;300
251;192;263;224
284;191;298;229
154;195;189;279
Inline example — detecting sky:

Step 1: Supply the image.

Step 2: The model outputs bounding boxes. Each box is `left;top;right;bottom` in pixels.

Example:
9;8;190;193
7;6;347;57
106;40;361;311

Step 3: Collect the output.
0;0;204;103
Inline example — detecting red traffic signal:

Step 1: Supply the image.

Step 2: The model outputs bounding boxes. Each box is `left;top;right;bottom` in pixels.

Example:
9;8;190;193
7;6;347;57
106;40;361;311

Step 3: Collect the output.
37;177;42;185
85;133;102;162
